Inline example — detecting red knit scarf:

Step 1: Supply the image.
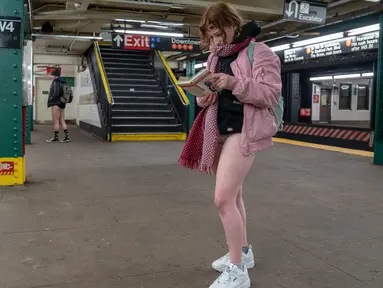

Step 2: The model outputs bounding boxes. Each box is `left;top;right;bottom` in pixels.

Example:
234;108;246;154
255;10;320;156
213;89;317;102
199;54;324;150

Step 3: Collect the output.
178;38;253;174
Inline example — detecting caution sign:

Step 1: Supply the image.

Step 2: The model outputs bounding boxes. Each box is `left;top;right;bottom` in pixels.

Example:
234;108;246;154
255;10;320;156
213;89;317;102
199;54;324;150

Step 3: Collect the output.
0;16;22;49
300;108;311;117
0;162;15;175
112;33;201;53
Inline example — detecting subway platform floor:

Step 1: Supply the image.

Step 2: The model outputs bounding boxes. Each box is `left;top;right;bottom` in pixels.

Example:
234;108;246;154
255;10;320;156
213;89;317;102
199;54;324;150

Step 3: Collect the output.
0;124;383;288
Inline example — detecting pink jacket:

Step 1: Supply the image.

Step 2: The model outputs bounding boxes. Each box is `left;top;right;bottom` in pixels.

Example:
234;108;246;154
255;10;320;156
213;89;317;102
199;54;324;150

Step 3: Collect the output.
197;42;282;155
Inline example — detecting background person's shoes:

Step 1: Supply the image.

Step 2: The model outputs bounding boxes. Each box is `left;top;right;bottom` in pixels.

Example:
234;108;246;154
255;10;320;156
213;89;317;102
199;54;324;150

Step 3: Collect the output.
46;137;59;143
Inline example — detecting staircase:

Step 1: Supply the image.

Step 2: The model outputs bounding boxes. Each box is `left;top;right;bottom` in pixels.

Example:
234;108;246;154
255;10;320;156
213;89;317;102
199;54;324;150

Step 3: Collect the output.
98;46;186;140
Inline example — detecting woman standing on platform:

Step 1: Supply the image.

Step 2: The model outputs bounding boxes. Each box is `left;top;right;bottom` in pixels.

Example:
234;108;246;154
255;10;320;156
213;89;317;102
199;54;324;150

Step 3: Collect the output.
178;2;282;288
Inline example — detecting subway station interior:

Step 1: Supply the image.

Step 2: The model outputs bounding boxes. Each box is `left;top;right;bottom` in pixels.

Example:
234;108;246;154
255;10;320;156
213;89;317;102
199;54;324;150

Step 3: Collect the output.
1;0;383;287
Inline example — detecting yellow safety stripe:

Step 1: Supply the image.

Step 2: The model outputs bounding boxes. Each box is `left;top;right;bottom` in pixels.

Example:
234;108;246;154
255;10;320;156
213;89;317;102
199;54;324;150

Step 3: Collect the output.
94;44;113;104
157;51;190;105
111;133;187;142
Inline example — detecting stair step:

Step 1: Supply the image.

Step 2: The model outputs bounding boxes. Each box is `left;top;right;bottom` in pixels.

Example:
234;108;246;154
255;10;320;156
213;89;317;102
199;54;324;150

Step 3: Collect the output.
105;67;152;72
109;78;159;84
112;116;175;120
111;124;183;133
102;55;148;60
100;48;149;54
112;116;179;125
110;83;162;90
106;72;157;79
113;96;167;104
104;61;149;67
112;90;165;97
112;109;175;117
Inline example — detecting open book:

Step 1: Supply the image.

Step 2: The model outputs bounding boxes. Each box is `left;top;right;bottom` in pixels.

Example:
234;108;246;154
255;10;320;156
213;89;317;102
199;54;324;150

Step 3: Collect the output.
177;69;214;97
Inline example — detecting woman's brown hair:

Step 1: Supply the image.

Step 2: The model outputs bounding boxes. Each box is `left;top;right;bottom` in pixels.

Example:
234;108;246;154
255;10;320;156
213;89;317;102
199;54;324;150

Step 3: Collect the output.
199;2;244;49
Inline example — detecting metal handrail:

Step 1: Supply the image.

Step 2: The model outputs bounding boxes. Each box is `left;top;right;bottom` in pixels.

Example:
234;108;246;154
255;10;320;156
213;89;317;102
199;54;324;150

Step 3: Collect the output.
156;51;190;106
94;42;114;105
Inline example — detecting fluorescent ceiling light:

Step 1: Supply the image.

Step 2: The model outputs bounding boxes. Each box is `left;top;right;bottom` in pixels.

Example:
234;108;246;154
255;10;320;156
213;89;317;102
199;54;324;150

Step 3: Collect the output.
115;19;145;23
148;21;184;26
347;24;380;36
141;24;168;29
310;76;333;81
292;32;344;48
334;74;360;79
364;0;380;2
195;62;207;69
271;44;290;52
362;72;374;77
113;29;184;37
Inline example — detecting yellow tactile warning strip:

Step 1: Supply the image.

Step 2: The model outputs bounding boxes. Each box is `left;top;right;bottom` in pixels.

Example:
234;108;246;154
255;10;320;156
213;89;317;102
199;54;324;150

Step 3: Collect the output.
111;133;187;142
273;138;374;158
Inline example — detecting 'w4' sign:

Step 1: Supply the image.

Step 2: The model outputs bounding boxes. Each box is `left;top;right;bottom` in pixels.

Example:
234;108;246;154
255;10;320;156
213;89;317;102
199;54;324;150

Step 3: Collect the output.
0;21;15;33
0;17;21;49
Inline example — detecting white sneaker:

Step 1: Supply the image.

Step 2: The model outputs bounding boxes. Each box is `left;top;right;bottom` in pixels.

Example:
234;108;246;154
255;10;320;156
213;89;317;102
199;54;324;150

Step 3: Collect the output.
209;263;251;288
212;245;255;273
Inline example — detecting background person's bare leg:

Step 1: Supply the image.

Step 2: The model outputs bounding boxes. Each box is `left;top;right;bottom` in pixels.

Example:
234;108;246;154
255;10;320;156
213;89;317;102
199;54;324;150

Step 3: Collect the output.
60;109;70;142
47;106;60;142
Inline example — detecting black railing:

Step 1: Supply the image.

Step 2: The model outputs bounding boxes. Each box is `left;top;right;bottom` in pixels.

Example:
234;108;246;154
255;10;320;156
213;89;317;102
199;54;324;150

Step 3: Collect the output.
86;42;113;140
153;51;190;134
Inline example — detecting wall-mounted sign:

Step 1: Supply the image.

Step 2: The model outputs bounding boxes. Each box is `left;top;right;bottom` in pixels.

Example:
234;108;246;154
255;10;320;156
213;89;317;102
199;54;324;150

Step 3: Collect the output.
313;94;319;103
284;0;327;24
300;108;311;117
0;16;22;49
283;31;379;63
112;33;201;53
0;162;14;175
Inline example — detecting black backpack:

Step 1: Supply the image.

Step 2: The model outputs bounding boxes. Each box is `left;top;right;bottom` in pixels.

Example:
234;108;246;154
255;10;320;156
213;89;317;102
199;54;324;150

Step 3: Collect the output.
60;82;74;104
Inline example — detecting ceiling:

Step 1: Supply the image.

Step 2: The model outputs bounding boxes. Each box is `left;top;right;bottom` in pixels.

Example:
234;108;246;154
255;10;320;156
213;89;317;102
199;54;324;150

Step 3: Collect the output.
29;0;382;56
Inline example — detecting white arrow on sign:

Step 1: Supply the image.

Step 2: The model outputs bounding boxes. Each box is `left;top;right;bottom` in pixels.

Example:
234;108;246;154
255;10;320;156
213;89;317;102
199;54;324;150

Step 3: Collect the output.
113;34;123;47
285;0;299;17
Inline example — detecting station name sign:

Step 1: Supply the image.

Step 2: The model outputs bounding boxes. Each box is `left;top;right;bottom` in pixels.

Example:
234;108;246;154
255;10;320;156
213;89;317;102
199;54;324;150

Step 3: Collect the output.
0;16;22;49
112;33;201;53
283;31;379;64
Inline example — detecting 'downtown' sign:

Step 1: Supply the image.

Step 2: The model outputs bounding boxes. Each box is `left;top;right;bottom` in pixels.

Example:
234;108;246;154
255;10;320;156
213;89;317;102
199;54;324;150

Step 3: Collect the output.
112;33;201;53
283;31;379;63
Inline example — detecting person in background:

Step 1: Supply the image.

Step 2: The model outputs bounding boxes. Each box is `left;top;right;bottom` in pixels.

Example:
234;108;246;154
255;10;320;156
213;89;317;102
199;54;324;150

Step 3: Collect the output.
178;2;281;288
46;69;70;143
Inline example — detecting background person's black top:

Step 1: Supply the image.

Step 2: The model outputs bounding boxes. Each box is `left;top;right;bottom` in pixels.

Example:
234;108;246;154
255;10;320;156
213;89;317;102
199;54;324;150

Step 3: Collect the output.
47;78;66;108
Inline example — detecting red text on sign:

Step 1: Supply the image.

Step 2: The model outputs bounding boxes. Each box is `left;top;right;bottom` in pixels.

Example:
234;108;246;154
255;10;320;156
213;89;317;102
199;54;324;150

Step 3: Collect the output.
124;35;150;50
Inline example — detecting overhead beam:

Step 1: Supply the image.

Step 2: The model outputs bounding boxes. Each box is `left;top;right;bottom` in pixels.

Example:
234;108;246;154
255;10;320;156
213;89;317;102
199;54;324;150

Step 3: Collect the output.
54;0;281;16
33;9;199;22
154;0;281;15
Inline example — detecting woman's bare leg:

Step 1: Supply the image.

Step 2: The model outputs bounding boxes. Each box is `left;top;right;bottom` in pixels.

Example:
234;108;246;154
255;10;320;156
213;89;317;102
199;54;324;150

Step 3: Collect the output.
215;134;254;264
237;187;248;247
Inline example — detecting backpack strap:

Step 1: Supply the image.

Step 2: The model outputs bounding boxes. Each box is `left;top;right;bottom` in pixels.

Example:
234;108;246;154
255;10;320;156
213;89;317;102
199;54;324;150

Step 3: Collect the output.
247;41;256;69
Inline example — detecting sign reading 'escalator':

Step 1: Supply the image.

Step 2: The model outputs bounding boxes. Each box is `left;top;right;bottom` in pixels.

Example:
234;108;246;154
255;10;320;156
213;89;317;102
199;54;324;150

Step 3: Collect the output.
112;33;201;53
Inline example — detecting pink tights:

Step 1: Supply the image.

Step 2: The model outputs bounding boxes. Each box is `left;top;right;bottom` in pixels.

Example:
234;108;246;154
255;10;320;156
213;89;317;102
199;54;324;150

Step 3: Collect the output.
213;134;254;264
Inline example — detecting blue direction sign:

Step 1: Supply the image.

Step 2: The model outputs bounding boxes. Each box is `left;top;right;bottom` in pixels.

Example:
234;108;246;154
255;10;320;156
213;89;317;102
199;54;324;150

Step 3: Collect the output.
284;0;327;25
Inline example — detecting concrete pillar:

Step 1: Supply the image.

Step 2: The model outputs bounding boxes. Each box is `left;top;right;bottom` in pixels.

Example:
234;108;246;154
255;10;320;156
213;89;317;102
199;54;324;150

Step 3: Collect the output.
0;0;26;186
374;12;383;165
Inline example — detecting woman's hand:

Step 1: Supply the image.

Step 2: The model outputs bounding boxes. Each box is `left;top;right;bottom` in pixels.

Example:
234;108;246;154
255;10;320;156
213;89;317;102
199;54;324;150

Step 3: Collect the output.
203;93;218;105
208;73;238;91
